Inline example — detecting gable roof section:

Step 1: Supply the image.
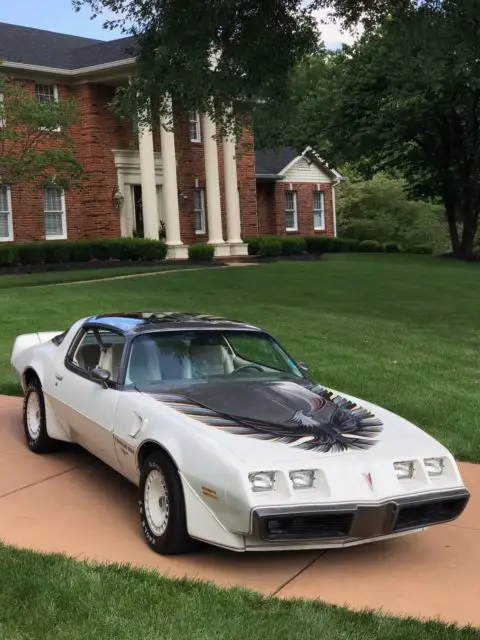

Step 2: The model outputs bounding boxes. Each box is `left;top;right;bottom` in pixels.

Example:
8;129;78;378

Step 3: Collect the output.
0;22;137;71
255;146;343;182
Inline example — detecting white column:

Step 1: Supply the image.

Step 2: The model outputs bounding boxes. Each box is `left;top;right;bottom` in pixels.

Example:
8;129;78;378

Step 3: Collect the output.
222;135;248;256
138;119;159;240
160;105;188;259
202;114;229;256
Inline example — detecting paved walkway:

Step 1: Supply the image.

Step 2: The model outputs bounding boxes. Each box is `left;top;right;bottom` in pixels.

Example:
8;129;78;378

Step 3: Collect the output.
1;395;479;628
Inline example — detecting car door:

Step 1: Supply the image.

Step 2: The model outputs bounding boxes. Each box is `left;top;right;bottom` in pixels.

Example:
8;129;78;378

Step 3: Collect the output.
48;325;126;470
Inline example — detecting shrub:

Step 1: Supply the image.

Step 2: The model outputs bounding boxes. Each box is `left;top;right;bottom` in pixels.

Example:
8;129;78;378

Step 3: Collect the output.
17;242;47;265
340;238;361;252
0;238;167;268
304;236;334;254
358;239;382;252
243;236;262;256
408;244;433;255
258;237;282;257
383;241;403;253
280;236;306;255
188;243;215;262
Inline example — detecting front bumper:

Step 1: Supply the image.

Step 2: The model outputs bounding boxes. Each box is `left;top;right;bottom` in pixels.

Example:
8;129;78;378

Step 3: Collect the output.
251;487;470;543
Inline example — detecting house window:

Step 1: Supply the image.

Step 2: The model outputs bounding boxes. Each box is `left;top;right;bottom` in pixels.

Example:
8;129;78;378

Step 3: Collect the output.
313;190;325;230
284;190;298;231
0;93;4;127
194;189;206;234
0;186;13;241
189;111;201;142
35;83;58;104
44;187;67;240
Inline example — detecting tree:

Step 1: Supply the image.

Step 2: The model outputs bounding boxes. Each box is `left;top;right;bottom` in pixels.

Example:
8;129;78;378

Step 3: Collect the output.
72;0;417;133
319;0;480;259
0;74;84;188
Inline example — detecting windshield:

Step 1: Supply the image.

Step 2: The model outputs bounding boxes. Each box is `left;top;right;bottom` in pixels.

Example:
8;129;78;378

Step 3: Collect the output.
125;329;303;387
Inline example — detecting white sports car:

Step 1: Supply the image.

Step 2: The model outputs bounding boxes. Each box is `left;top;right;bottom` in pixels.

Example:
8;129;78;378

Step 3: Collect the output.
11;311;469;555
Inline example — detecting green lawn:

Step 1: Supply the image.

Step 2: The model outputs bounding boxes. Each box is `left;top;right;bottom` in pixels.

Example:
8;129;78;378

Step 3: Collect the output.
0;263;194;289
1;254;479;638
0;544;477;640
1;253;479;460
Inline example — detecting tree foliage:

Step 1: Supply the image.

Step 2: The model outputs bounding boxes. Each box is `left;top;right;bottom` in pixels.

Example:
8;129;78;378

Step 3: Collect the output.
0;74;84;188
336;170;448;253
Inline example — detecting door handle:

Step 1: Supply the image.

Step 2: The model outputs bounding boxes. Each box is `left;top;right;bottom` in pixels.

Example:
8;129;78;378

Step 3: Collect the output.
55;374;63;382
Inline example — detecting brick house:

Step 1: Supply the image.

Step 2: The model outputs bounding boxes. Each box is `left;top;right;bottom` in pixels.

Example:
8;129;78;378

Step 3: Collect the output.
0;22;341;258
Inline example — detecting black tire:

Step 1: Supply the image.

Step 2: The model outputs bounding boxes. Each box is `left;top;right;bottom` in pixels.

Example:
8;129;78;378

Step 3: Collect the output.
23;380;60;454
138;450;198;555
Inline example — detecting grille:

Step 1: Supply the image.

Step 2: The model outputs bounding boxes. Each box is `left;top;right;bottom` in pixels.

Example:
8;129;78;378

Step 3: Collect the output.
259;512;354;541
394;497;468;532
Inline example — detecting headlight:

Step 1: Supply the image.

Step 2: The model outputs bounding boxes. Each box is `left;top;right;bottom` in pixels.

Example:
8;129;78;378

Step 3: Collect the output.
394;460;415;480
248;471;276;492
289;469;316;489
424;457;445;477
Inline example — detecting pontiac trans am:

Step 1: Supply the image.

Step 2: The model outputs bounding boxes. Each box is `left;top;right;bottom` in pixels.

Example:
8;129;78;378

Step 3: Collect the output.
10;311;470;555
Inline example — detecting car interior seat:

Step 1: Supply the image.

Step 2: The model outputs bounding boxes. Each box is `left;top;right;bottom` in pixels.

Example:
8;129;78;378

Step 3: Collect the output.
189;338;234;377
156;340;191;380
98;343;124;382
126;338;163;386
76;344;101;371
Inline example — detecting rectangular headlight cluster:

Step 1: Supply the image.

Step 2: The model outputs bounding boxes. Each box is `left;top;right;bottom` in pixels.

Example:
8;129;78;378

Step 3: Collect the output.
394;457;446;480
248;469;317;492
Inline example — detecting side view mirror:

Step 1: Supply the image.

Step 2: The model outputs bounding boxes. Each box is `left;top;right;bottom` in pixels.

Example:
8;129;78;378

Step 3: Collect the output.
297;361;309;375
91;367;111;388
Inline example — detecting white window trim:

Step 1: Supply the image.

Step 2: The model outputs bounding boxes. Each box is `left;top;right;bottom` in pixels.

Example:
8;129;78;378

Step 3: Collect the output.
313;190;326;231
44;187;68;241
285;190;298;232
194;188;206;234
189;111;202;143
0;93;5;128
36;83;61;132
0;186;13;242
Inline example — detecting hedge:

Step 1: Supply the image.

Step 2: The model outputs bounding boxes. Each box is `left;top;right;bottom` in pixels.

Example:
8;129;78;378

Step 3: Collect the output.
242;235;435;257
188;243;215;262
0;238;167;268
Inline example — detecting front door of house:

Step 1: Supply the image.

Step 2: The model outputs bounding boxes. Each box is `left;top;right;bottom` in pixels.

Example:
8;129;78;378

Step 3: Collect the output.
133;185;144;238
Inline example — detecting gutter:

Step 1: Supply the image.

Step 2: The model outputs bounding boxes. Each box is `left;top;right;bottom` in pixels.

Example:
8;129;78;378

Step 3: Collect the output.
255;173;285;181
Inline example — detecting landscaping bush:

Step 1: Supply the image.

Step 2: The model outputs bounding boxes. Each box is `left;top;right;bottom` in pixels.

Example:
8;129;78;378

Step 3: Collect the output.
243;236;262;256
17;242;47;266
408;244;433;255
358;239;382;252
0;244;19;267
280;236;306;255
383;241;403;253
258;237;282;257
0;238;167;268
304;236;334;254
188;243;215;262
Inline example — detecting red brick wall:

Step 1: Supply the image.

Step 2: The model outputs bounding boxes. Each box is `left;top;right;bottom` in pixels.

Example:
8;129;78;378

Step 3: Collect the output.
270;182;335;237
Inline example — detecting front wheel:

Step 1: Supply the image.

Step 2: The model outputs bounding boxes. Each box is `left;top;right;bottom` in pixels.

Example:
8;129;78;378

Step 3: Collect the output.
138;451;198;555
23;381;60;454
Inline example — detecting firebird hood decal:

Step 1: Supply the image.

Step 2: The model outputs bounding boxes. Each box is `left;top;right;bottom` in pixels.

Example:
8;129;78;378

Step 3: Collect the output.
148;379;383;453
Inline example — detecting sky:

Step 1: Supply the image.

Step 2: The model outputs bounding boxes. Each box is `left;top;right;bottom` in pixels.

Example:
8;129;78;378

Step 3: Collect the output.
0;0;361;48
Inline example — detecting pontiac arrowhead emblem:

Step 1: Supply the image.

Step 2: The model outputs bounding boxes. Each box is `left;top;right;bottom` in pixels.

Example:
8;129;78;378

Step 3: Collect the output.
365;472;374;491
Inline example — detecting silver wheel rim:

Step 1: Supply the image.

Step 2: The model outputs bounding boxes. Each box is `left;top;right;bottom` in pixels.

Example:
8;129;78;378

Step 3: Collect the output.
26;391;41;440
144;468;170;536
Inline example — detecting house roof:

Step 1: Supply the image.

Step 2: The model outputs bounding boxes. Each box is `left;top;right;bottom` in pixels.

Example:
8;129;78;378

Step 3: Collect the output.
255;146;343;181
255;147;298;176
0;22;137;70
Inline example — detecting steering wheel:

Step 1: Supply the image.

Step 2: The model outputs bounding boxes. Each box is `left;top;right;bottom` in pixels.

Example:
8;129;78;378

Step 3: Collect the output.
232;364;264;374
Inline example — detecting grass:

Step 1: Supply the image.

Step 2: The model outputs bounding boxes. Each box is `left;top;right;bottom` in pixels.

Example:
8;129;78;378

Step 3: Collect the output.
1;253;479;460
0;254;479;639
0;544;477;640
0;263;195;289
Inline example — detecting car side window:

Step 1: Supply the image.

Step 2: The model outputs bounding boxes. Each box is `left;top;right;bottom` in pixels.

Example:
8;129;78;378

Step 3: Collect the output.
70;328;125;383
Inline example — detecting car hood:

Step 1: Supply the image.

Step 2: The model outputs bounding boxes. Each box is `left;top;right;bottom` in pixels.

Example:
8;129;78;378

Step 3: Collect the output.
147;377;446;463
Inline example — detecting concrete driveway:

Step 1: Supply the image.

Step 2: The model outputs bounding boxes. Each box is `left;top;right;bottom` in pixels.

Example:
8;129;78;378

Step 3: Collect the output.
1;394;479;628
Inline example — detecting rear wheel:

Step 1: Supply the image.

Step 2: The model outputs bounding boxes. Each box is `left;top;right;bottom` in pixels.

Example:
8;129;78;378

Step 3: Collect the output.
23;380;60;454
138;450;198;555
